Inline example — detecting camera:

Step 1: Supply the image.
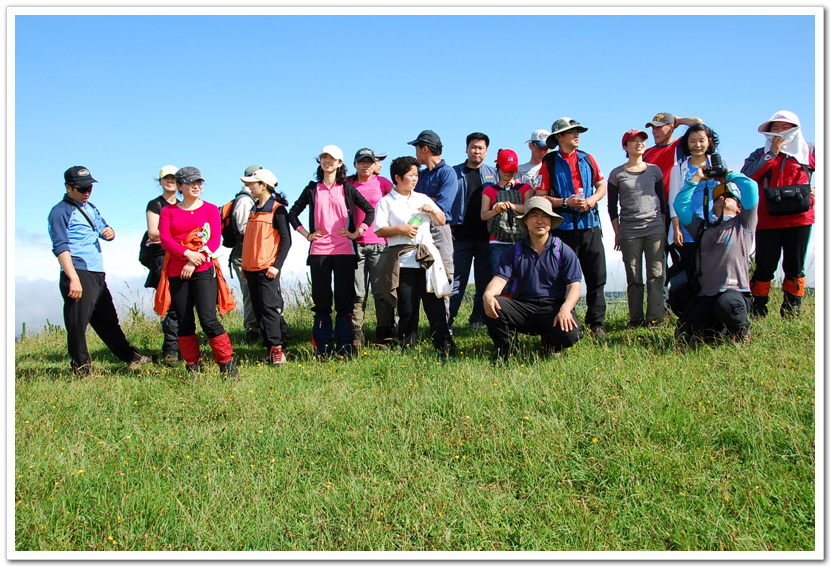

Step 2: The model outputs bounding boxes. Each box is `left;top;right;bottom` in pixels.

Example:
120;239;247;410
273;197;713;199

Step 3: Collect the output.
706;153;729;179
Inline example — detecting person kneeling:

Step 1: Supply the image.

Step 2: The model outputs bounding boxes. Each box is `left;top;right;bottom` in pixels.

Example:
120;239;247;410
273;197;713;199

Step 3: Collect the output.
482;196;582;363
673;165;758;344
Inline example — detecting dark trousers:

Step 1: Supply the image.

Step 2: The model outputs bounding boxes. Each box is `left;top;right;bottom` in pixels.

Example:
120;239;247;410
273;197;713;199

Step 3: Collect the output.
309;254;356;353
169;269;226;339
677;290;750;342
60;270;138;369
753;225;812;283
244;269;284;348
449;239;492;326
484;296;581;355
554;225;607;329
397;267;452;350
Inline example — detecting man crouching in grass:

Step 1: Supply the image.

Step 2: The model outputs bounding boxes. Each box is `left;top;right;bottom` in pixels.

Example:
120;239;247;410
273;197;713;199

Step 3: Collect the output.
482;196;582;364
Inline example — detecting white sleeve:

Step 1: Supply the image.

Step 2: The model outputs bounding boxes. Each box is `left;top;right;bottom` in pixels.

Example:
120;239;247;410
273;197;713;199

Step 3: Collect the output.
234;196;255;234
374;197;391;232
668;164;682;219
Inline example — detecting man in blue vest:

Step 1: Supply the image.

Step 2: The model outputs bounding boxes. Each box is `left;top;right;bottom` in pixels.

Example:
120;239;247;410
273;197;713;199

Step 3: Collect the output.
537;117;609;339
450;132;499;330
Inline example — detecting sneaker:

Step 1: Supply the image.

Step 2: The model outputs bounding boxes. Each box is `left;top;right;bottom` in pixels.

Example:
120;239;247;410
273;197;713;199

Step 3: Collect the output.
269;346;286;366
127;355;153;371
590;326;607;340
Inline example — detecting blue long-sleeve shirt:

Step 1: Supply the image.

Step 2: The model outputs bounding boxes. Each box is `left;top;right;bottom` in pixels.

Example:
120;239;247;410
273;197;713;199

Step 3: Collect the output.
48;195;110;272
674;171;758;227
414;160;460;224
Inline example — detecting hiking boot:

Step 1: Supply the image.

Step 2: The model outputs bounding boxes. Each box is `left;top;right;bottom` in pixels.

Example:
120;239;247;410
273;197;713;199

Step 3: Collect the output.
218;358;239;380
185;362;202;374
127;355;153;371
161;350;180;366
781;293;802;318
751;296;769;318
269;345;286;366
590;326;607;340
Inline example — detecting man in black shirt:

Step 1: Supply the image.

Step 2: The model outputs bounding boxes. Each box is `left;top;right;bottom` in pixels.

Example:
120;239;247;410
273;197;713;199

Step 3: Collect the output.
451;132;499;330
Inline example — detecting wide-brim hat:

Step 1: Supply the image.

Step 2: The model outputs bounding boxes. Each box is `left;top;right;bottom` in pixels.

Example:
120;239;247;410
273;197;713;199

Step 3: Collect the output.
757;110;801;133
546;117;588;148
516;196;564;230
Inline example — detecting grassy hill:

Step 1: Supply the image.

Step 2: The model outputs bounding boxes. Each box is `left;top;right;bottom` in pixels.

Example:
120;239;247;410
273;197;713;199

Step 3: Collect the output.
14;290;815;551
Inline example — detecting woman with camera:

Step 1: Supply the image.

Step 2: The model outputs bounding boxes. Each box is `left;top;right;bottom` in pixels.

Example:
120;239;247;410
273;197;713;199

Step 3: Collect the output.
741;110;815;318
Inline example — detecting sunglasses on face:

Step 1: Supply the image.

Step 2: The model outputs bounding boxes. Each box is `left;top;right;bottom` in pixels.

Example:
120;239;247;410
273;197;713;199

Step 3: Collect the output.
73;185;93;194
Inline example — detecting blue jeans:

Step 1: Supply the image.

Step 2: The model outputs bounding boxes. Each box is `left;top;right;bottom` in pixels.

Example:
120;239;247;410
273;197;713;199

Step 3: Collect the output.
449;239;492;326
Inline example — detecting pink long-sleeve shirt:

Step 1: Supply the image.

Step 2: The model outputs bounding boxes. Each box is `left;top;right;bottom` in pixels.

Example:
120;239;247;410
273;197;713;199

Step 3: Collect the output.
159;201;221;277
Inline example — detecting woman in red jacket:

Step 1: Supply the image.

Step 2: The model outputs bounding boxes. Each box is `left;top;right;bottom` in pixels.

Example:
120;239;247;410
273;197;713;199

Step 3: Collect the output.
741;110;815;317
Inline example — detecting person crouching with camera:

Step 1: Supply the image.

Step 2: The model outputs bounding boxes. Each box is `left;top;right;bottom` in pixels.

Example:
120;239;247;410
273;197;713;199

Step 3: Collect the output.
673;162;759;345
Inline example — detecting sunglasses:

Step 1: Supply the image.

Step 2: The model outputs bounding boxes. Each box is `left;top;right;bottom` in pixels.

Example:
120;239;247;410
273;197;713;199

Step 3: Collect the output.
73;185;93;194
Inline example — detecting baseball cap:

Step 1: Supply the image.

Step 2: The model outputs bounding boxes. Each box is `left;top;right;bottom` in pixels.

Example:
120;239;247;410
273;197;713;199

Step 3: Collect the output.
244;165;262;177
374;152;388;161
621;129;649;148
712;183;741;204
64;166;98;187
546;118;588;148
241;168;278;188
175;166;204;185
645;113;676;128
159;165;178;179
526;129;551;147
407;130;442;147
354;148;379;163
516;196;563;230
496;149;520;172
319;145;344;162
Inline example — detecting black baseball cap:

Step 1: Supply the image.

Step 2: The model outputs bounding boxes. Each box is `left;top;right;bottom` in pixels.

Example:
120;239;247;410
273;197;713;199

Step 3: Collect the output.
407;130;442;147
64;166;97;187
175;166;204;184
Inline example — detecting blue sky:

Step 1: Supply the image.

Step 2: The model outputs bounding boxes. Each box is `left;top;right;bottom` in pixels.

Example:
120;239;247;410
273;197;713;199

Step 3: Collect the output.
12;9;821;336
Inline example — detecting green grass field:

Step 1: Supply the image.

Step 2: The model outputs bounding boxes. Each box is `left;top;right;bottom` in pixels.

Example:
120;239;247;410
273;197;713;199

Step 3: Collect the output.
14;289;815;552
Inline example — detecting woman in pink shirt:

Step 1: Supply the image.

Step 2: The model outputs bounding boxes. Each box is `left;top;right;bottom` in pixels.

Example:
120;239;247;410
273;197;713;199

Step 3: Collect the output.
287;145;375;360
158;167;238;378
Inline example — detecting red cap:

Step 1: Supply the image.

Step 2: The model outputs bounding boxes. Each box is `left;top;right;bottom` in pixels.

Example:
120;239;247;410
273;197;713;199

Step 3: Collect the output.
496;149;519;172
622;129;648;148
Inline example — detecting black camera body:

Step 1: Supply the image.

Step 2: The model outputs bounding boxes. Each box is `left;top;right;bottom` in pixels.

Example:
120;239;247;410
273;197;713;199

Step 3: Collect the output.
707;153;729;179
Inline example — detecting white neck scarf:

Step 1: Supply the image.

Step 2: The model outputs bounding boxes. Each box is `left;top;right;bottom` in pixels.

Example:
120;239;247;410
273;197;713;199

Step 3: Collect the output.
759;110;811;166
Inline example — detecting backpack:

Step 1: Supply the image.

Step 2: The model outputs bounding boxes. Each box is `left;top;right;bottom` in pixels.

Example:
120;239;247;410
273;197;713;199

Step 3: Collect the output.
220;191;254;248
487;187;528;243
138;231;153;269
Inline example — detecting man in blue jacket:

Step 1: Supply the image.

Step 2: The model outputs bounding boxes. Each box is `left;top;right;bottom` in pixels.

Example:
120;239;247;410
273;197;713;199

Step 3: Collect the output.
409;130;459;322
48;166;152;374
451;132;498;330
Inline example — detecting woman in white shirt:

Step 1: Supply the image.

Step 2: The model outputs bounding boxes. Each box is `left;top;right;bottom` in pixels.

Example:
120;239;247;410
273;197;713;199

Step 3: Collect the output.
375;156;457;360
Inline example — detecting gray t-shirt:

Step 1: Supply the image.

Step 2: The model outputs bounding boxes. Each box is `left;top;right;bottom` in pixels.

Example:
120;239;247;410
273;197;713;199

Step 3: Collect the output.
607;163;665;239
687;209;757;296
516;162;543;190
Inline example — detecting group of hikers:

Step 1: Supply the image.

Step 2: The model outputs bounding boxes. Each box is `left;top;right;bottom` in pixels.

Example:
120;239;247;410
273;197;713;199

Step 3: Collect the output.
48;110;815;376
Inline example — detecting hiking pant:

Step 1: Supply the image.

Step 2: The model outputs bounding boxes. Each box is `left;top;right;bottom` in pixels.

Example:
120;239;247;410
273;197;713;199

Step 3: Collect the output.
677;290;750;342
484;296;581;356
309;254;356;355
554;226;607;329
60;270;140;370
751;225;811;316
620;233;666;324
430;223;454;324
168;269;227;339
232;258;259;333
449;239;492;326
352;243;395;338
244;269;284;349
396;267;452;350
